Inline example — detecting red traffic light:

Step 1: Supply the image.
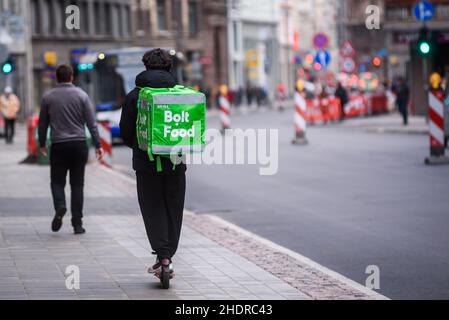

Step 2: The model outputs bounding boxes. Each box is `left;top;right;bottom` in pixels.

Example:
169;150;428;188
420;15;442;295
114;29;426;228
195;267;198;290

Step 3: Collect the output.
372;56;382;68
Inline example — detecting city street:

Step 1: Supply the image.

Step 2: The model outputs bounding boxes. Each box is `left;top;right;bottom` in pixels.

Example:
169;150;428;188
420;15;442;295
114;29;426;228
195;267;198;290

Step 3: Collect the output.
0;126;381;300
2;0;449;305
113;109;449;300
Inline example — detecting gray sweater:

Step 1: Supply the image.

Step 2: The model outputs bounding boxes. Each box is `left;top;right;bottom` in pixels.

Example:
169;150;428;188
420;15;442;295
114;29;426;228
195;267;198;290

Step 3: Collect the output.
38;83;101;149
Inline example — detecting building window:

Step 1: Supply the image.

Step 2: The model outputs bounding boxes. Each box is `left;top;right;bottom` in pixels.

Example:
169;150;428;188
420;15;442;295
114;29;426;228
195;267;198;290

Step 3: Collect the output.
31;0;41;35
125;5;132;36
188;0;198;36
94;2;101;35
135;0;150;35
46;0;55;35
233;22;239;52
81;1;89;34
157;0;167;31
105;3;112;35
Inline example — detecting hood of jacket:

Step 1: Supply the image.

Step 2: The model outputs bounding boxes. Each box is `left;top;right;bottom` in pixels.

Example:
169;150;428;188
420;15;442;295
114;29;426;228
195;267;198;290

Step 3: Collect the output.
135;69;177;89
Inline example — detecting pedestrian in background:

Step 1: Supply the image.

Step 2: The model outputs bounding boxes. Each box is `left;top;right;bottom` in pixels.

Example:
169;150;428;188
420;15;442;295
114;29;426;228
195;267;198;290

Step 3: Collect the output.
120;49;187;280
335;82;348;121
393;77;410;126
0;87;21;144
246;85;253;106
276;83;286;112
38;65;104;235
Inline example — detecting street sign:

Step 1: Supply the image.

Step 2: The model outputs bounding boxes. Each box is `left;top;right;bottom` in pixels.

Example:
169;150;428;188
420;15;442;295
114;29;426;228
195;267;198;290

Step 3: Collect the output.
414;1;435;22
341;57;356;74
340;40;356;57
0;44;9;64
315;50;331;68
313;33;329;49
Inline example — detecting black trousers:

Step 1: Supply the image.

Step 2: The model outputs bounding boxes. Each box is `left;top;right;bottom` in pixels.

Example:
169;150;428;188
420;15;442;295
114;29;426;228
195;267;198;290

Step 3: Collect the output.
4;119;15;143
50;141;88;227
136;171;186;260
398;103;408;125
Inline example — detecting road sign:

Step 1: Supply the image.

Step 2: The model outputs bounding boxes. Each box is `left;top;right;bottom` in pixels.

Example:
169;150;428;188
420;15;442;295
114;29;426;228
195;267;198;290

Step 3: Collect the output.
340;40;355;58
0;44;9;64
341;57;356;74
313;33;329;49
414;1;435;22
315;50;331;68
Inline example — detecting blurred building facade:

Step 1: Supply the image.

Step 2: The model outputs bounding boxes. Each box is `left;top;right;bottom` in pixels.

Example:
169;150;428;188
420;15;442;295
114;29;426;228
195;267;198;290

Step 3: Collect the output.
227;0;280;99
132;0;228;101
227;0;340;99
30;0;133;105
293;0;340;76
0;0;33;116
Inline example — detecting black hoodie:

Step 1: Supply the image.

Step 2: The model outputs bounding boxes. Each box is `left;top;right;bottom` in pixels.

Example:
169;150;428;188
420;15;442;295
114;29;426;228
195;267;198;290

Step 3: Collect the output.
120;69;187;174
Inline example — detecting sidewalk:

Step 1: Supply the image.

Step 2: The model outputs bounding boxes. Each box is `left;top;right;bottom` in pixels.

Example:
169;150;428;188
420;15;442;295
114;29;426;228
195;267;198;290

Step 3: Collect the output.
337;113;428;135
0;127;386;300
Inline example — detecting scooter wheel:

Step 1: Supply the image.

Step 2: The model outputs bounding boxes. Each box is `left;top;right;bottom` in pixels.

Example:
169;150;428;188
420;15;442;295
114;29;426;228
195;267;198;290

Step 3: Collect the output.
161;266;170;289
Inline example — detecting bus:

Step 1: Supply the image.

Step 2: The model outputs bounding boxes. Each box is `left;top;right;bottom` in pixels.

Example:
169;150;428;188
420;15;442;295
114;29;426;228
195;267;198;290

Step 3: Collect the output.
76;47;179;143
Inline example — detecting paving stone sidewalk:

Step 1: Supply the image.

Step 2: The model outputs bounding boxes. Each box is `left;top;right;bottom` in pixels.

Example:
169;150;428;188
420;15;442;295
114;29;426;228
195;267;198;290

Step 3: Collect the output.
0;127;386;300
0;127;306;300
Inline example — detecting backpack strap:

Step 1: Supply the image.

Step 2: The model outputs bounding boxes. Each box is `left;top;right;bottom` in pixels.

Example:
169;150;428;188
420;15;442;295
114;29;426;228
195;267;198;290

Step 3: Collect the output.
156;156;162;172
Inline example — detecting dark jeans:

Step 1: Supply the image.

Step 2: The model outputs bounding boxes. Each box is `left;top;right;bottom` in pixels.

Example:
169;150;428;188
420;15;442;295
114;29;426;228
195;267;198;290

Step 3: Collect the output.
136;171;186;260
4;119;15;143
50;141;88;227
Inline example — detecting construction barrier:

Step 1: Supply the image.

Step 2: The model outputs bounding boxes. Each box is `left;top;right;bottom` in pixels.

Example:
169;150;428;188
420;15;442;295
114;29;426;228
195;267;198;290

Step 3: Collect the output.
27;116;39;158
368;93;388;115
425;89;449;165
219;94;231;131
98;121;112;168
345;94;368;118
304;96;341;124
292;91;308;145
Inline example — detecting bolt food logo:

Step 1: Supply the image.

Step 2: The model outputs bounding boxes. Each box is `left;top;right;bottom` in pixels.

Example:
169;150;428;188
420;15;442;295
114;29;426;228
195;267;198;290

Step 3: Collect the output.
162;109;196;139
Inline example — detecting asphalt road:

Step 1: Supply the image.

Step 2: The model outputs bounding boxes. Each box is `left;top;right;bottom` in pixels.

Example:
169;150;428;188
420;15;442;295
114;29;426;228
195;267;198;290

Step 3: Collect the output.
113;109;449;299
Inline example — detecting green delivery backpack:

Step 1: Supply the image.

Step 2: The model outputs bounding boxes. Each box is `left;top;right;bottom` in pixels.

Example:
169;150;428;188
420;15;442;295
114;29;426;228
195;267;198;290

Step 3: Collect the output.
136;85;206;172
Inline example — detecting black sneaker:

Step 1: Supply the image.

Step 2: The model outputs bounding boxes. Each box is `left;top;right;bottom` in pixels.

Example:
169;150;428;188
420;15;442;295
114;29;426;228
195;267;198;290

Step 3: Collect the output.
74;225;86;235
51;208;66;232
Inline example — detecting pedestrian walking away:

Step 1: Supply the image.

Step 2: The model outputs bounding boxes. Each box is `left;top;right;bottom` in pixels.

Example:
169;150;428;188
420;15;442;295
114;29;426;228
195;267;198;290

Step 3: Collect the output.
335;81;348;121
393;77;410;126
120;49;187;285
38;65;104;235
0;86;21;144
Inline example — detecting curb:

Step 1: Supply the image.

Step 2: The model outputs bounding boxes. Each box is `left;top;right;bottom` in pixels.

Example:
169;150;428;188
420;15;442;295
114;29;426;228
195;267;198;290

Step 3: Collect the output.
195;213;388;300
99;163;389;300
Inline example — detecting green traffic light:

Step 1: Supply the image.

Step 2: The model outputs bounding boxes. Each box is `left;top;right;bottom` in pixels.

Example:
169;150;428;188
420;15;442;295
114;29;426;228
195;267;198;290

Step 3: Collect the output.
2;63;13;74
419;42;430;55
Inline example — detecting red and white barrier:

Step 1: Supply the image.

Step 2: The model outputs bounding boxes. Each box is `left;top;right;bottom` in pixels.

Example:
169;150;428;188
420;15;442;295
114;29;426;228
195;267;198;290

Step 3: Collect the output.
27;116;39;158
366;93;388;115
304;96;341;124
219;94;231;131
292;91;308;145
98;121;112;168
345;94;367;118
425;89;449;165
428;90;445;155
